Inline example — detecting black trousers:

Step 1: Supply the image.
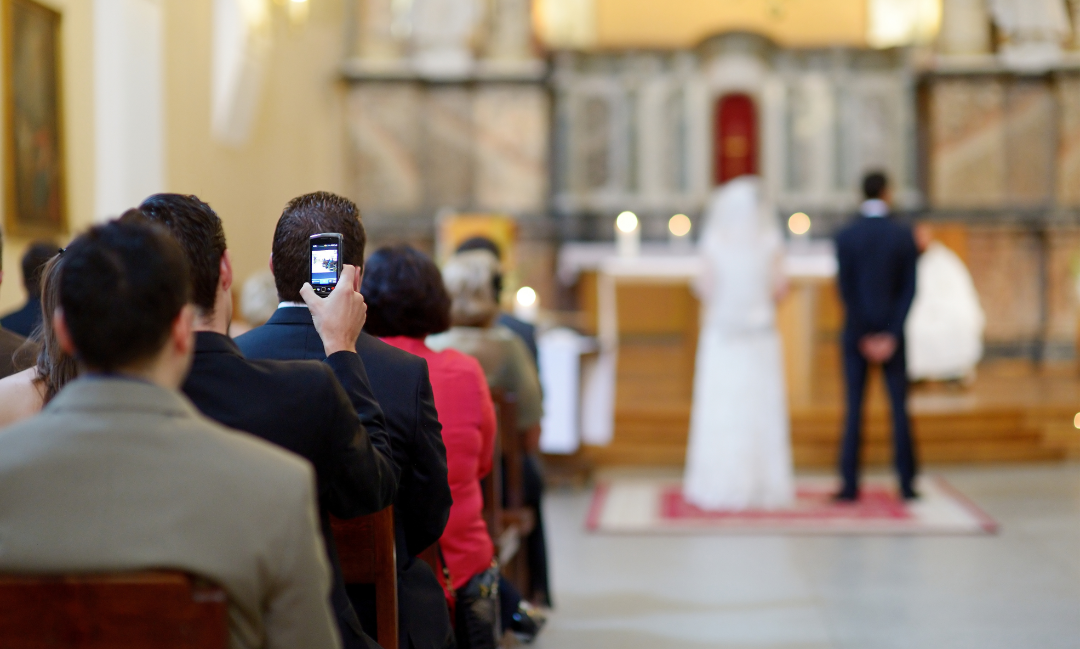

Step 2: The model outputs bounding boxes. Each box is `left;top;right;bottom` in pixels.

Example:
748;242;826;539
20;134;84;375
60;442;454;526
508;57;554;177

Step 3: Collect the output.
838;333;918;496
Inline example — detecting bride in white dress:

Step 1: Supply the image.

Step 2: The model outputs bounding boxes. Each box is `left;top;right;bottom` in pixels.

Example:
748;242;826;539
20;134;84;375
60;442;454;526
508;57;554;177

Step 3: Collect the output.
683;176;795;511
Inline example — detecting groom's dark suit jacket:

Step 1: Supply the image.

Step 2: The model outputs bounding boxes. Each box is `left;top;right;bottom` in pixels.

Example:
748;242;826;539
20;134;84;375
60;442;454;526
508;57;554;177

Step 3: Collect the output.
835;215;918;340
236;307;454;649
183;331;398;649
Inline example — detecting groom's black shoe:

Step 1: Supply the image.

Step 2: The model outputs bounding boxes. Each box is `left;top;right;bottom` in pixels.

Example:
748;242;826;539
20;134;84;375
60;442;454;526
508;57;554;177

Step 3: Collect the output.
831;490;858;503
900;487;920;501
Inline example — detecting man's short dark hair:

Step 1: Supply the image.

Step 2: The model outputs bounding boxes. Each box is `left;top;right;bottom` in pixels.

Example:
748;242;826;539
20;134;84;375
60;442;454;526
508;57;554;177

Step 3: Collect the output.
138;194;227;313
271;192;365;303
863;171;889;200
59;214;191;372
23;241;58;298
456;236;502;259
361;245;450;338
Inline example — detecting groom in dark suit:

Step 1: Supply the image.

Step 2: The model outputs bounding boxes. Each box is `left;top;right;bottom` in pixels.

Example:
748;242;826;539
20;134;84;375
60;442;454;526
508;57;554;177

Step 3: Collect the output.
834;172;919;501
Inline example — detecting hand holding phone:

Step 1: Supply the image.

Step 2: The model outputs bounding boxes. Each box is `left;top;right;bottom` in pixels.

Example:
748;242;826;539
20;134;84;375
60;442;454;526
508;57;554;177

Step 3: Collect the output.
300;263;366;357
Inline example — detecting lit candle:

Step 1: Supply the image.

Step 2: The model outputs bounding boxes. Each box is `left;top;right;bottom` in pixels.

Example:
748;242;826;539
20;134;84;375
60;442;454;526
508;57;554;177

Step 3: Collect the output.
515;286;539;323
615;211;640;258
788;212;811;237
668;213;691;246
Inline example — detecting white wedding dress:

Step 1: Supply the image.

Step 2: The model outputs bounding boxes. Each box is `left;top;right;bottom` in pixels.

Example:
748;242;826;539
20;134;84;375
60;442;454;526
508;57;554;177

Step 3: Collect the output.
683;177;795;511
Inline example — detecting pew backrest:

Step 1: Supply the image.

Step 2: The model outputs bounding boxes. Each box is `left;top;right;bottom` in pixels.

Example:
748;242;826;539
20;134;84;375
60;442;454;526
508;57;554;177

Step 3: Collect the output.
330;506;398;649
0;571;228;648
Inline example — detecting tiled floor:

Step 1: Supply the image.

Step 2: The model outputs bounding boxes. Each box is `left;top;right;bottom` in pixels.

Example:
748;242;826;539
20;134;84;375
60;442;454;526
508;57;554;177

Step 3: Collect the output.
533;464;1080;649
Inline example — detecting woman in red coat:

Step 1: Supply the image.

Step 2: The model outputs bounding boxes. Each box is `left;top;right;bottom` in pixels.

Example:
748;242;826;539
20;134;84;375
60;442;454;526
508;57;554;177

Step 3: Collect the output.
361;245;545;647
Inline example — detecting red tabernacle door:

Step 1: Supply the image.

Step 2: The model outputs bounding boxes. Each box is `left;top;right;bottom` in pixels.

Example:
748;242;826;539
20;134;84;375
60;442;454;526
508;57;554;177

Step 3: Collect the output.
714;93;758;185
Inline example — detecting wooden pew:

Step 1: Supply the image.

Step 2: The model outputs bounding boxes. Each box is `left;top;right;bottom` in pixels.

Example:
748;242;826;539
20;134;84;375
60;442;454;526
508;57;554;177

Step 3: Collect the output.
330;506;399;649
0;571;228;648
487;390;535;595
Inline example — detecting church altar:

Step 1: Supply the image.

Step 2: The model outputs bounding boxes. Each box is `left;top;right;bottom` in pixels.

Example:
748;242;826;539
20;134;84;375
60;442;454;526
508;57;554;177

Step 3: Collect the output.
555;241;837;452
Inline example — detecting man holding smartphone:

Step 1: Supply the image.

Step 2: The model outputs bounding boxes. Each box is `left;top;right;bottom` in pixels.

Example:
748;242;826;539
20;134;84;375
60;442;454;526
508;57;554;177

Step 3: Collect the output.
137;194;398;649
237;192;454;649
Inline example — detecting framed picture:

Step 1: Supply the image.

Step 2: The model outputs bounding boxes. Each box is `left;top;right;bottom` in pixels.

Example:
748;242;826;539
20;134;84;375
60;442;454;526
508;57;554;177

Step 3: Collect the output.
3;0;66;237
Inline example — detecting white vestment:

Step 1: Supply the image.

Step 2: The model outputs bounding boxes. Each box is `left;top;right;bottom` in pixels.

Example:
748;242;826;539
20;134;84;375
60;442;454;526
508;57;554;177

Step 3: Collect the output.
905;241;985;381
683;177;795;511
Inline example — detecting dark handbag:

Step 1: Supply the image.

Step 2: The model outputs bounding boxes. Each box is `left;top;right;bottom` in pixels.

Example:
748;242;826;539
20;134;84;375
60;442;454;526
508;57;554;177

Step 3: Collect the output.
454;561;501;649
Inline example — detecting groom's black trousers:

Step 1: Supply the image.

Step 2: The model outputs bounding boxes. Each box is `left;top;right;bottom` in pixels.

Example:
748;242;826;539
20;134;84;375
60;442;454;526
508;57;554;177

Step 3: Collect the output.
838;331;918;496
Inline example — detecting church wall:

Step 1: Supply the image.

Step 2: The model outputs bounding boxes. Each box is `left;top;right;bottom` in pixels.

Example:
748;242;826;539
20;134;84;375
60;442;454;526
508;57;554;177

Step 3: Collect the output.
162;0;350;296
963;225;1080;356
592;0;869;49
923;68;1080;357
0;0;94;313
346;82;549;224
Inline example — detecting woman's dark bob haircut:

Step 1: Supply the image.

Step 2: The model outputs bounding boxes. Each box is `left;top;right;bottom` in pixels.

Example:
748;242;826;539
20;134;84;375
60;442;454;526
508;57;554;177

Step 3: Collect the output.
361;244;451;338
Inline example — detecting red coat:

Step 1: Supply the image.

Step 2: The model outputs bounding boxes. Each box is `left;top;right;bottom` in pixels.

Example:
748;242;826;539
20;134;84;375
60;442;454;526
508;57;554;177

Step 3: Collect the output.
381;336;496;591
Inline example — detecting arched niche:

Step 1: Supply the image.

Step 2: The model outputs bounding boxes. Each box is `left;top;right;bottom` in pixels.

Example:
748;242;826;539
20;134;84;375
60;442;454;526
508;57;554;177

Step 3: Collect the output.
698;33;775;189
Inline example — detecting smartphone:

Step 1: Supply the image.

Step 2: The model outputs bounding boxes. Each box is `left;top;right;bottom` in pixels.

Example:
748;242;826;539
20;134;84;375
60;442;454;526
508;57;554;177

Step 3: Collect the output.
309;233;344;297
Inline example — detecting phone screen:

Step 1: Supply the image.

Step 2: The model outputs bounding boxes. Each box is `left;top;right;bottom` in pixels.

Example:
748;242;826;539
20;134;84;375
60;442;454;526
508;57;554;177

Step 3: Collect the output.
310;235;342;296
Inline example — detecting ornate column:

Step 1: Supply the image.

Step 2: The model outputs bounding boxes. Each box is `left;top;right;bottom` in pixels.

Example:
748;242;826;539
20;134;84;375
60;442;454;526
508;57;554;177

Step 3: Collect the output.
355;0;404;60
483;0;536;61
938;0;992;55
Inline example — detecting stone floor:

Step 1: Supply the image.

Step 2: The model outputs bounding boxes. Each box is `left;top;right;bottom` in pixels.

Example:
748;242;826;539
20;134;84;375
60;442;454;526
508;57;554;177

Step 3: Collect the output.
532;463;1080;649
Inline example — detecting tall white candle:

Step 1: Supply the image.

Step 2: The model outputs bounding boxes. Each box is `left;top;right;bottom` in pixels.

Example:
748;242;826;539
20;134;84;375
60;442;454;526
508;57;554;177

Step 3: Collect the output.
616;211;640;258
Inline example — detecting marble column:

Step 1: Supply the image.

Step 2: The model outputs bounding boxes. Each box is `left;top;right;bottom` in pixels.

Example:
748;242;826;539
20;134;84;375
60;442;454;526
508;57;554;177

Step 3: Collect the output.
1004;80;1056;206
928;78;1007;208
356;0;403;60
474;85;549;213
483;0;536;61
423;87;475;209
346;83;424;213
966;226;1042;343
938;0;992;55
1056;74;1080;206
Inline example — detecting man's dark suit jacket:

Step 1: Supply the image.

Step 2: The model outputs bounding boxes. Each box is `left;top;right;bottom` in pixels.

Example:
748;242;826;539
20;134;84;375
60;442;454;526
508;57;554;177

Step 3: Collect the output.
835;216;918;340
0;327;30;379
183;332;398;649
236;308;454;649
0;297;41;338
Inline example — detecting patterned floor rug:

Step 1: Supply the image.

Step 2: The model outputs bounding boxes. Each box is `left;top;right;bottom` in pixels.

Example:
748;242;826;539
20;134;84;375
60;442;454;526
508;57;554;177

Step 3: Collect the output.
586;475;997;535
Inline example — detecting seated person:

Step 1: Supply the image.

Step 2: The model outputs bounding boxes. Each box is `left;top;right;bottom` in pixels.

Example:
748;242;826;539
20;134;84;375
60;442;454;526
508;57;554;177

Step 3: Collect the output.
0;253;79;428
905;223;984;382
454;237;537;363
361;245;545;644
1;241;55;337
0;218;339;648
138;194;398;649
428;249;551;607
0;232;37;379
236;192;454;649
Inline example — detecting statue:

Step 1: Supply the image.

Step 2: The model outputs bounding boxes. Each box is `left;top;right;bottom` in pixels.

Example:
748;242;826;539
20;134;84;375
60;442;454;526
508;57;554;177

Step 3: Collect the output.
988;0;1072;70
411;0;480;78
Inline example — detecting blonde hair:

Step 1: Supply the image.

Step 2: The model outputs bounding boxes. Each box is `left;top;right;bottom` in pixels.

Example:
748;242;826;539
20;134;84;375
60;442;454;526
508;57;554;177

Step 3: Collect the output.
442;249;500;327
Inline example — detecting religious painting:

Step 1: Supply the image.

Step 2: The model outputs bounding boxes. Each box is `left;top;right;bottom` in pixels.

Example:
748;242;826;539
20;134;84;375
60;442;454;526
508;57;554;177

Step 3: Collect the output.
4;0;66;237
714;93;758;185
436;212;518;271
